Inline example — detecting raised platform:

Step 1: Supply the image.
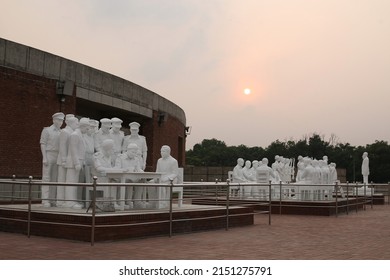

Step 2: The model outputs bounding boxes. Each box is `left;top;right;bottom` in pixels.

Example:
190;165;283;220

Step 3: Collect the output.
191;196;376;216
0;203;254;242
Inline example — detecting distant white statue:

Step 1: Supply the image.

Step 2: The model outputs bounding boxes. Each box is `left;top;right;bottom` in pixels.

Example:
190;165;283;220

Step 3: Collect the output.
242;160;253;197
250;160;259;181
329;162;338;183
254;158;274;198
122;122;148;170
64;117;90;209
56;114;78;207
110;117;124;161
271;155;281;182
232;158;247;183
115;143;143;208
153;145;179;208
319;160;330;184
94;118;112;152
296;155;304;182
40;112;64;207
80;118;97;184
361;152;369;184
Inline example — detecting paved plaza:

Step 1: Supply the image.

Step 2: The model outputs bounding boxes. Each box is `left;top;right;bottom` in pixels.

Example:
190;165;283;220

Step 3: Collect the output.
0;205;389;260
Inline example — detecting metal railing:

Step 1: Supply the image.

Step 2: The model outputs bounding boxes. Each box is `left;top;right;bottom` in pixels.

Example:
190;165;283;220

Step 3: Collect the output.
0;176;272;246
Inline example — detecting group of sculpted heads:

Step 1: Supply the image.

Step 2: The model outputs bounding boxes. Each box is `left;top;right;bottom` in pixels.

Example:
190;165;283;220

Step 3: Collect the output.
232;155;338;185
40;112;149;209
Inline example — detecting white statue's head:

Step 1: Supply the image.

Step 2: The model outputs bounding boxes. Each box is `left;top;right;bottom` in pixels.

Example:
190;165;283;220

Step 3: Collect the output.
237;158;244;166
126;143;138;159
66;116;79;130
52;112;64;129
245;160;251;168
252;160;259;169
101;139;114;157
111;117;122;132
262;158;269;165
363;152;368;159
161;145;171;159
129;122;140;135
89;119;99;135
100;118;111;131
79;117;90;134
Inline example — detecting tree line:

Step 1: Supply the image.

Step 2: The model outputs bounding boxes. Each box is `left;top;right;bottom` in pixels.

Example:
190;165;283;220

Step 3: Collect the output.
186;134;390;183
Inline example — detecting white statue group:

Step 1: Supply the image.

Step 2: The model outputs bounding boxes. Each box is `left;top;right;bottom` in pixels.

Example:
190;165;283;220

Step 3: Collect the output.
232;155;339;199
40;112;178;210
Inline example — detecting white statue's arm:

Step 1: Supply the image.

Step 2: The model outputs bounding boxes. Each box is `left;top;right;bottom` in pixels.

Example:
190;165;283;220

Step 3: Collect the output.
40;144;48;165
40;128;48;165
58;131;67;165
69;134;81;171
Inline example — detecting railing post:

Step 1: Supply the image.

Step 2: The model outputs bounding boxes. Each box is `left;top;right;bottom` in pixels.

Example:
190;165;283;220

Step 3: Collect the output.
346;181;349;215
27;176;33;238
335;181;338;217
268;180;272;225
279;181;282;215
90;176;97;246
169;179;174;237
363;182;366;211
388;182;390;205
370;182;374;209
226;179;230;231
11;175;16;203
215;179;219;205
355;182;359;213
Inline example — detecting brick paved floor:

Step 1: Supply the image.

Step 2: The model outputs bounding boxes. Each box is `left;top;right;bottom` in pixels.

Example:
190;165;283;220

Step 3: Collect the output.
0;205;389;260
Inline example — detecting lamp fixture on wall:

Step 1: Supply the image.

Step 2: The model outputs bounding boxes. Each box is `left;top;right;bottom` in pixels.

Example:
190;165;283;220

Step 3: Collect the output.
185;126;192;136
158;112;165;126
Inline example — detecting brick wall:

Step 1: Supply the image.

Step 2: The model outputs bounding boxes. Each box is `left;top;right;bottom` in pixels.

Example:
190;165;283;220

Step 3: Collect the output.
0;66;76;178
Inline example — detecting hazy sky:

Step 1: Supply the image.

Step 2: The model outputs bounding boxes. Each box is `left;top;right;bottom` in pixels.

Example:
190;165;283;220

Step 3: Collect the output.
1;0;390;149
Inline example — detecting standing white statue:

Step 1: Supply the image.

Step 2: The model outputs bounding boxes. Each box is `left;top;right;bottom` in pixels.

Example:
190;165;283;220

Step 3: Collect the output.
122;122;148;170
296;155;304;182
94;118;112;152
56;114;78;207
154;145;179;208
81;119;97;184
115;143;143;208
110;117;124;161
40;112;64;207
361;152;369;185
64;117;90;209
232;158;247;183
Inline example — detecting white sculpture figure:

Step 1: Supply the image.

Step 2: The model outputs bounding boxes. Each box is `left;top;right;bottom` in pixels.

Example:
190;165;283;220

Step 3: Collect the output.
329;162;338;183
361;152;369;185
115;143;143;208
56;114;78;207
122;122;148;170
90;119;99;134
250;160;259;181
312;159;321;185
64;117;90;209
271;155;281;182
232;158;247;183
153;145;179;208
254;158;275;199
319;160;330;185
92;139;118;207
242;160;253;197
82;119;98;181
296;155;304;182
40;112;64;207
323;155;328;165
94;118;112;152
110;117;124;161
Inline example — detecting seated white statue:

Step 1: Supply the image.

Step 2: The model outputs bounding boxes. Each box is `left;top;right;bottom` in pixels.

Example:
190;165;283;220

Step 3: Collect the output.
92;138;118;209
115;143;143;208
151;145;179;208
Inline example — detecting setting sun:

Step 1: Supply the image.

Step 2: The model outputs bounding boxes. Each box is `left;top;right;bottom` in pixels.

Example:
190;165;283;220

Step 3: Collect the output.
244;88;251;95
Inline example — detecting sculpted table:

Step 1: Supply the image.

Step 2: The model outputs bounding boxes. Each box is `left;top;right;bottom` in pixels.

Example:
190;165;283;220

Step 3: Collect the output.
105;170;163;210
